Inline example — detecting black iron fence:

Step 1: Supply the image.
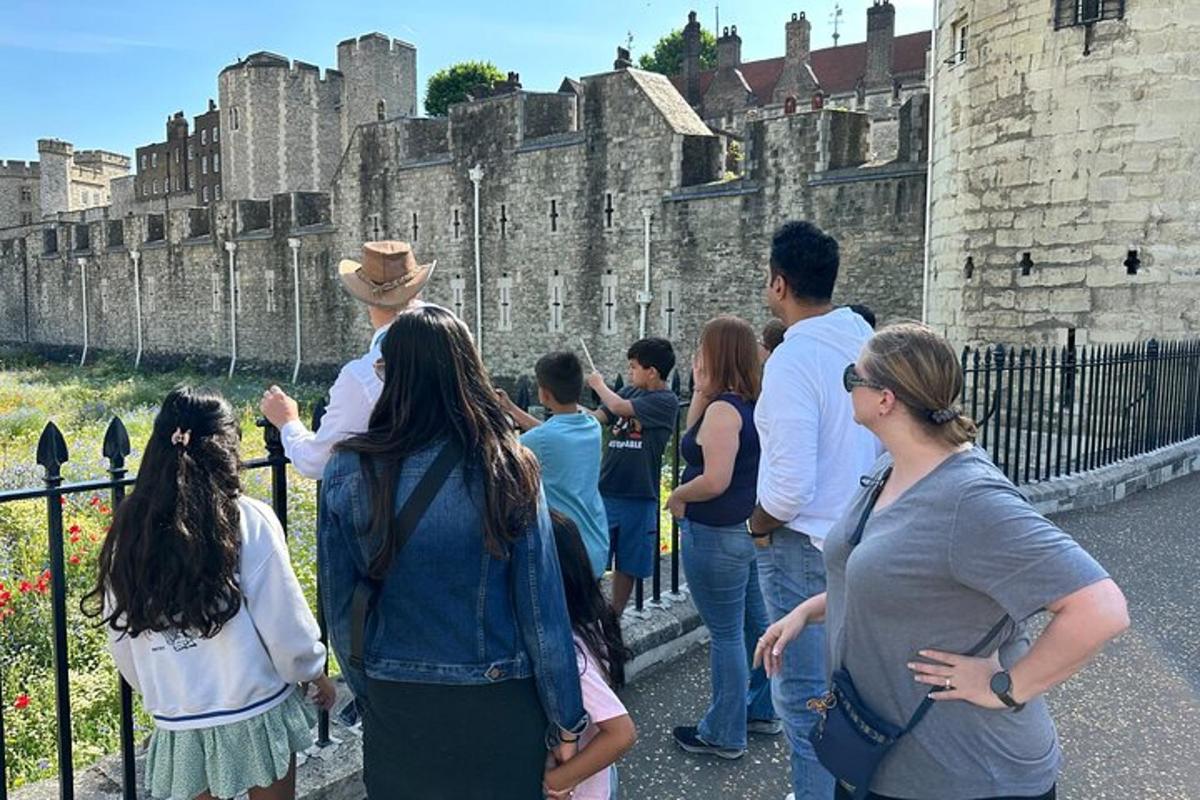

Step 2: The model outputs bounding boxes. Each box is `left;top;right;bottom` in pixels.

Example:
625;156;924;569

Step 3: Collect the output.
961;339;1200;486
4;337;1200;797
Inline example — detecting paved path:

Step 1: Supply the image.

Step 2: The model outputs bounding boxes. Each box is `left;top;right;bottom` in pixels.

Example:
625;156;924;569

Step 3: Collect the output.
617;472;1200;799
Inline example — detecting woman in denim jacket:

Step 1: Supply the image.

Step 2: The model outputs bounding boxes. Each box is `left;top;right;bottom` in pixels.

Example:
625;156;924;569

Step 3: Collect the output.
319;305;588;799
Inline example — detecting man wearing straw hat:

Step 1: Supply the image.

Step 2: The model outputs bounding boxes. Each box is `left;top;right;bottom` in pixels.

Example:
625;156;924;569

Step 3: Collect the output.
260;241;435;478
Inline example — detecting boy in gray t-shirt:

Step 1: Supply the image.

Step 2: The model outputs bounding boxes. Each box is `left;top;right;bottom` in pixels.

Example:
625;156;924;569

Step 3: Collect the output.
822;447;1109;799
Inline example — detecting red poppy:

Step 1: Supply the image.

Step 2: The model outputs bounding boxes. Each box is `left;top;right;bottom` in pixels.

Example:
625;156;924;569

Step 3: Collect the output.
13;694;30;710
0;590;11;604
59;496;67;507
88;534;98;543
18;581;32;594
69;555;81;565
89;496;100;506
69;524;81;534
70;534;80;544
99;505;111;515
41;569;50;581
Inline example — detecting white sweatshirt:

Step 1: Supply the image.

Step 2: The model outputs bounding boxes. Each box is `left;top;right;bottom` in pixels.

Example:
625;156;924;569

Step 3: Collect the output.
106;496;326;731
754;307;882;548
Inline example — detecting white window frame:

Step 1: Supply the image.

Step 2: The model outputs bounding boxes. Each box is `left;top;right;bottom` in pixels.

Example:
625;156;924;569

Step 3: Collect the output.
497;274;514;332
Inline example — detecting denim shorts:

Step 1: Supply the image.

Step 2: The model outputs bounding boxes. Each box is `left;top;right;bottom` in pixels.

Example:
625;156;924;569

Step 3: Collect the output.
602;495;659;578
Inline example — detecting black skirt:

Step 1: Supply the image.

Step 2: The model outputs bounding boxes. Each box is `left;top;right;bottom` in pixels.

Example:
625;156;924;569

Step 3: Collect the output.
361;676;549;800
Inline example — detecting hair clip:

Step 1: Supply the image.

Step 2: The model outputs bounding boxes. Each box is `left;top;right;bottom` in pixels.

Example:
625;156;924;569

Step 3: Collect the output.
928;408;959;425
170;428;192;447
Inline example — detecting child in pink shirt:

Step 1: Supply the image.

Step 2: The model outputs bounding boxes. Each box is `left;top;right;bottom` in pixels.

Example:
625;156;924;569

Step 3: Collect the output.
544;512;637;799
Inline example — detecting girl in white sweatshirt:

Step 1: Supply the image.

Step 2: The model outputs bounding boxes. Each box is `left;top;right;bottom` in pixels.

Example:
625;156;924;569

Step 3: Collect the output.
85;387;334;800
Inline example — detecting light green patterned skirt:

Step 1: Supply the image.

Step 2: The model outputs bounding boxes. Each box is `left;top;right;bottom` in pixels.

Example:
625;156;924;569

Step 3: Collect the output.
146;687;317;800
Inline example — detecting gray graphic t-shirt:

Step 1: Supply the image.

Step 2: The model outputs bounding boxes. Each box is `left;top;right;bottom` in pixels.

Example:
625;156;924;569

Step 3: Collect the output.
598;386;679;499
822;447;1109;798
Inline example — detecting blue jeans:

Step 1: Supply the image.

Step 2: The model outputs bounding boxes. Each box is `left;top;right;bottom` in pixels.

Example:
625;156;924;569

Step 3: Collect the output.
756;528;835;800
682;519;776;750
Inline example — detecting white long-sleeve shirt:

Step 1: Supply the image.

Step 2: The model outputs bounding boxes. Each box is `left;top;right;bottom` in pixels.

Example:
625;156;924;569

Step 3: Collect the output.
107;496;325;731
754;307;881;548
280;325;389;479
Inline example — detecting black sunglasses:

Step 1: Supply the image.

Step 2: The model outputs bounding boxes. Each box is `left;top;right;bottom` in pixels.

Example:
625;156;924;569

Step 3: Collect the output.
843;363;885;393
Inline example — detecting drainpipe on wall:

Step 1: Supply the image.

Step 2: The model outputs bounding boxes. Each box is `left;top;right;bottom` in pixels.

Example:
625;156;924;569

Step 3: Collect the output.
920;0;940;324
130;249;143;370
468;163;485;352
78;257;89;367
225;240;238;379
638;209;653;339
288;237;302;384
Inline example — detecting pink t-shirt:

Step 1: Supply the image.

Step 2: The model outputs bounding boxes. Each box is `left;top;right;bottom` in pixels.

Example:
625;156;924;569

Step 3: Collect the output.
573;634;628;800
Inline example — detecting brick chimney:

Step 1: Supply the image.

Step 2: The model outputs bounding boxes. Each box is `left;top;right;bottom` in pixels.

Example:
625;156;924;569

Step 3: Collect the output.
716;26;742;69
773;12;820;104
614;46;633;70
682;10;702;107
865;0;895;89
785;11;811;66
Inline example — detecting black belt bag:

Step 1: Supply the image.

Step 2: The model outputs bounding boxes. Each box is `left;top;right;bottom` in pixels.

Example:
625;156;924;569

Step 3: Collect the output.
809;467;1009;799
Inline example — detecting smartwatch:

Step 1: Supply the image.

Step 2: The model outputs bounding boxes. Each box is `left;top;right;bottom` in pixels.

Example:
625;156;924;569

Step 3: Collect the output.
988;671;1025;712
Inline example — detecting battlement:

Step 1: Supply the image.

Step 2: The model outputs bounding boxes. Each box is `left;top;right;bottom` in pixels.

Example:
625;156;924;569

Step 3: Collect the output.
37;139;74;157
74;150;131;169
221;51;344;86
0;160;39;176
337;32;416;55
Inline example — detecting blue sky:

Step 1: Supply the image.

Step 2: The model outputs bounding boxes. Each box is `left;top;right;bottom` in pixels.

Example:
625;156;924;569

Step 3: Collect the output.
0;0;933;162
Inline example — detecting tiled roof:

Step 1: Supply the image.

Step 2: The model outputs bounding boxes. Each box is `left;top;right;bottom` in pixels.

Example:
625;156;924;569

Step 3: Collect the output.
671;30;930;100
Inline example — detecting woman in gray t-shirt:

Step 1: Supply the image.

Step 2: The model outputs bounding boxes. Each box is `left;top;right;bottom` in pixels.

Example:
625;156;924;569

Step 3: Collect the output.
755;323;1130;800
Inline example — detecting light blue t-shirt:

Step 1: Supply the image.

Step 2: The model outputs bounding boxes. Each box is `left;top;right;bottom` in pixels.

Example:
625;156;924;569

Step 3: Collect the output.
521;412;609;578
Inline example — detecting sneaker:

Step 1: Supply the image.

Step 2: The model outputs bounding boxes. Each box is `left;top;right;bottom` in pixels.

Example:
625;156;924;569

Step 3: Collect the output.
785;795;795;800
747;718;784;736
672;726;745;760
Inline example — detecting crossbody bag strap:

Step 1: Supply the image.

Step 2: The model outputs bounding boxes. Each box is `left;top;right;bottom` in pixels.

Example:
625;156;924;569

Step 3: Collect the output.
900;614;1012;735
349;439;464;669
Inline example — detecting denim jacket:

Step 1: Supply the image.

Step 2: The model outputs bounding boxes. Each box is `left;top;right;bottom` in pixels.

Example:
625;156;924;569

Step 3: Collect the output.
318;439;587;732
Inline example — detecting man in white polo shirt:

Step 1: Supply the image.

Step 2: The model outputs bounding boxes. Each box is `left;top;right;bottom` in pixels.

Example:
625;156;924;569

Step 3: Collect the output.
260;241;433;478
747;221;879;800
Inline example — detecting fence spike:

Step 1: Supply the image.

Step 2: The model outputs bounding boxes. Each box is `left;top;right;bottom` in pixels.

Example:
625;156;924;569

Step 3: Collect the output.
102;417;132;462
36;421;69;472
515;376;532;411
671;371;681;396
312;398;328;433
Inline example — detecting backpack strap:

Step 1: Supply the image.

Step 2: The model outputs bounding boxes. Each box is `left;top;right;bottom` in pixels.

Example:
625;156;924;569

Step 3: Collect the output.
349;440;463;669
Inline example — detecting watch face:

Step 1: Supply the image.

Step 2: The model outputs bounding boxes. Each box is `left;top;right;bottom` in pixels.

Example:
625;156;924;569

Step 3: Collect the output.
989;671;1012;695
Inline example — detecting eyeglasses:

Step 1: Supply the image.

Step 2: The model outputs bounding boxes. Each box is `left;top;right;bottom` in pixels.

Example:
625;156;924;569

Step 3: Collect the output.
373;358;386;382
843;363;885;393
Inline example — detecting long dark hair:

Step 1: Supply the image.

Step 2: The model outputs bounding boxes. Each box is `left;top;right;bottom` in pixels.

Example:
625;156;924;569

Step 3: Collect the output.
549;511;631;690
340;305;541;577
84;386;243;638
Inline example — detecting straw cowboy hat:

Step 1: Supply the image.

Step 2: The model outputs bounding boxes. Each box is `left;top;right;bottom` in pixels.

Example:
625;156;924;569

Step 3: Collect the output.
337;241;436;308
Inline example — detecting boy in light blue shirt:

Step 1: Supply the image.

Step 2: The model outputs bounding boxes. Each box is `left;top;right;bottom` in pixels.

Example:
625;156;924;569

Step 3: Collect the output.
502;351;610;578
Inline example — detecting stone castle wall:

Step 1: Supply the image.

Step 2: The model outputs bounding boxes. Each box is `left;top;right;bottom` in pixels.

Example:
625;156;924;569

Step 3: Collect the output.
2;69;929;384
927;0;1200;346
0;161;39;231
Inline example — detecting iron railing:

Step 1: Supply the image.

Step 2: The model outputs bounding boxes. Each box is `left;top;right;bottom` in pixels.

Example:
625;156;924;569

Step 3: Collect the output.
962;339;1200;486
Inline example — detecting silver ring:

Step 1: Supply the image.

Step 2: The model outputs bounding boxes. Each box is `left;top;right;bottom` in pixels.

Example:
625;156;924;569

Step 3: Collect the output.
944;677;952;690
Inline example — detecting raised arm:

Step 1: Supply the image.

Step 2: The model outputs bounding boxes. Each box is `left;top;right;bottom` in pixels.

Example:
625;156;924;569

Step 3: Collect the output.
586;372;635;418
272;366;372;479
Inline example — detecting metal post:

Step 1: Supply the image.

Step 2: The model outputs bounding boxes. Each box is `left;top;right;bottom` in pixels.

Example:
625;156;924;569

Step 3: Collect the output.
638;210;653;338
310;400;333;747
225;240;238;379
130;250;143;370
920;0;940;323
468;164;484;352
102;418;137;800
262;421;288;531
288;237;302;384
36;422;74;800
78;258;88;367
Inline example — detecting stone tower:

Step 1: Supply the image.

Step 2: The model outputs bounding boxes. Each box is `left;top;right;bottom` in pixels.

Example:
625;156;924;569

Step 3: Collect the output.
926;0;1200;345
337;33;417;131
36;138;73;219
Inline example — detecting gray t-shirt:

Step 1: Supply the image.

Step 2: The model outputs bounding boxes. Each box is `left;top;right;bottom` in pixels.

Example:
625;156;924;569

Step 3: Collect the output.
823;447;1109;799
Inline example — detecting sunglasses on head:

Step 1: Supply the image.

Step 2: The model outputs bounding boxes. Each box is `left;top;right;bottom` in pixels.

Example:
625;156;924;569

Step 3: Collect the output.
843;363;885;393
373;358;386;382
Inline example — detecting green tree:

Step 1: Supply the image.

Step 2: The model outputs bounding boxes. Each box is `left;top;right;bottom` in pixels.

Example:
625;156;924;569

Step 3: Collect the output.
637;27;717;75
425;61;506;117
